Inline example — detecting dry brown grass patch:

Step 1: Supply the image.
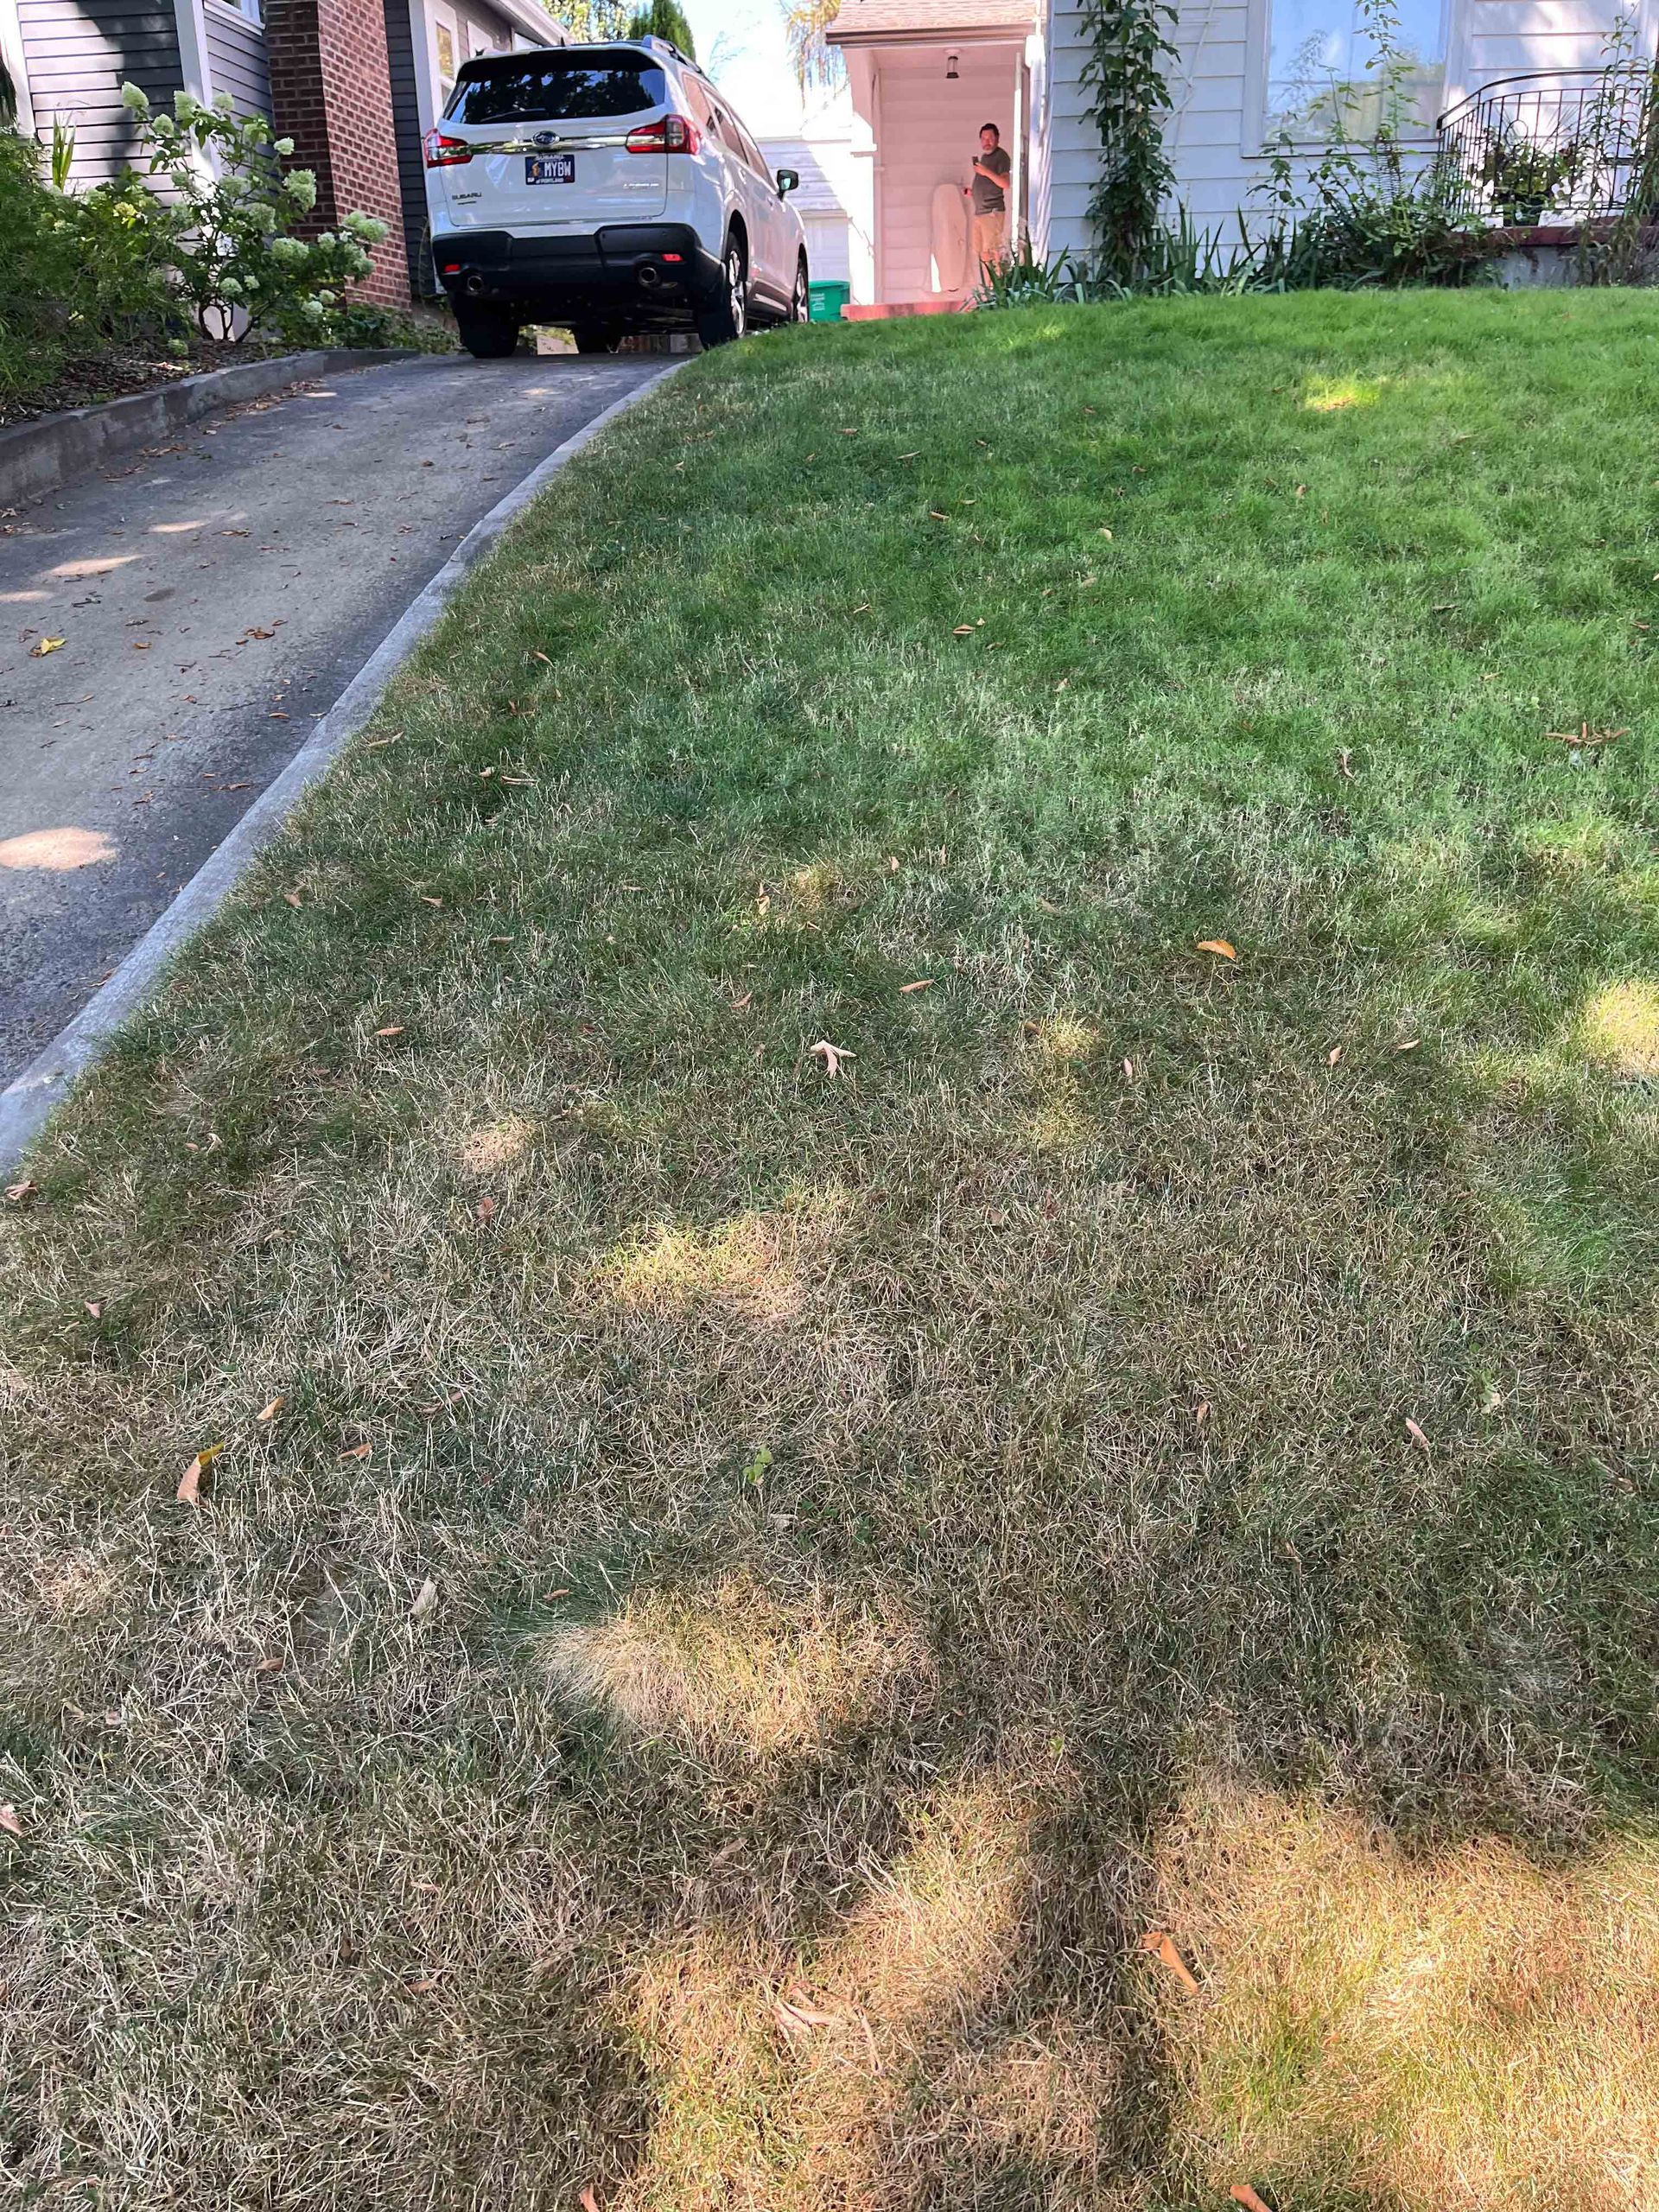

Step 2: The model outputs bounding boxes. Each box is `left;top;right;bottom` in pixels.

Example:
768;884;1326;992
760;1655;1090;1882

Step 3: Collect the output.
1151;1783;1659;2210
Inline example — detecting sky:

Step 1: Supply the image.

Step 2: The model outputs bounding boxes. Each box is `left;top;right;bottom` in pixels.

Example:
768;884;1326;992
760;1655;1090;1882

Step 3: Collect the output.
679;0;848;137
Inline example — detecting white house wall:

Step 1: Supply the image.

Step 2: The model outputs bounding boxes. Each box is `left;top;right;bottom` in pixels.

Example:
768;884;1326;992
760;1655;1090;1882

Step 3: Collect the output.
1041;0;1656;262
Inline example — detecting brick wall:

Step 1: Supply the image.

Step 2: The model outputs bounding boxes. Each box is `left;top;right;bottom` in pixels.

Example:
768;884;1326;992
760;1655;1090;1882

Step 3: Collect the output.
265;0;410;306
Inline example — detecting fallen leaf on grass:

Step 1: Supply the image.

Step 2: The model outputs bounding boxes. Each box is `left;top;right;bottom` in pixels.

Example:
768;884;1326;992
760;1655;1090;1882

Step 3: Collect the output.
363;734;403;750
1337;748;1355;779
806;1039;854;1078
340;1441;372;1462
1122;1058;1135;1080
84;1300;104;1319
254;1656;283;1675
29;638;66;657
257;1396;283;1422
475;1197;497;1225
729;990;753;1011
410;1579;439;1624
404;1974;441;1994
1395;1038;1421;1053
1230;2187;1274;2212
417;894;443;908
929;509;950;521
899;978;933;994
1138;1928;1200;1993
1195;1399;1210;1426
0;1806;22;1837
177;1442;223;1506
283;890;303;908
952;624;976;637
5;1179;38;1204
580;2190;601;2212
1195;938;1237;960
1405;1416;1430;1451
373;1024;404;1039
1327;1046;1343;1066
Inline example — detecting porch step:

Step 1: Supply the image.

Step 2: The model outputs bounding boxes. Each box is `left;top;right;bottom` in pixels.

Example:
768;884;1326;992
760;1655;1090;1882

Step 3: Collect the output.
843;297;971;321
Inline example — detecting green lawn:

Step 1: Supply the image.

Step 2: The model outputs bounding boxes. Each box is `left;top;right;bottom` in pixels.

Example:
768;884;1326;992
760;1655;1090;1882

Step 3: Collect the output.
3;289;1658;2209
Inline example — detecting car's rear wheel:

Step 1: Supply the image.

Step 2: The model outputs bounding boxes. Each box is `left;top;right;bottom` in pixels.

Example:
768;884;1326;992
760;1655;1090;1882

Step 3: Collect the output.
571;323;622;354
696;236;749;346
789;257;810;324
456;303;520;359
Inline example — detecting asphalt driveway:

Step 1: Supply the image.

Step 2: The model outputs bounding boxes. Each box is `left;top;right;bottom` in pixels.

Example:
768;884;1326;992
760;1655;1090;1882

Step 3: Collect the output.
0;351;664;1087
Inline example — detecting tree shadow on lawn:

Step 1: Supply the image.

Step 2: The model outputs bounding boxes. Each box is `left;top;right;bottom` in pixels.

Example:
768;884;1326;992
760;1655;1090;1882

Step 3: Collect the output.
3;711;1658;2201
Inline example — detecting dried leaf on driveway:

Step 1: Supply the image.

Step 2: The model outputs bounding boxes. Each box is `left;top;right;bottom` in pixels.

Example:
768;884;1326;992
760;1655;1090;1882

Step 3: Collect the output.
1195;938;1237;960
29;638;66;657
177;1442;223;1506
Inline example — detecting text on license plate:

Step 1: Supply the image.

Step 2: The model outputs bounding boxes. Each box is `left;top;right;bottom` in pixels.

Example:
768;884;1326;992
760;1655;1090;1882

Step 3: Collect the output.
525;154;575;184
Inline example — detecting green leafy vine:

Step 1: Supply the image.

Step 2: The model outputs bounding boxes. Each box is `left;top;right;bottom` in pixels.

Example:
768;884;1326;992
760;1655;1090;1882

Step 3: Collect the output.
1078;0;1179;283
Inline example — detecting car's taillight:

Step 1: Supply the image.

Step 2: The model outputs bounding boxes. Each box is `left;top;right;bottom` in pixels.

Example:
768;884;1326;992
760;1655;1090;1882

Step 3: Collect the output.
423;130;473;168
625;114;700;154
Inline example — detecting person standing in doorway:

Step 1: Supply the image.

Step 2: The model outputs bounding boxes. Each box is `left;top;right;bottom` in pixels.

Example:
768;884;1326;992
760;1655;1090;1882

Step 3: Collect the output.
969;123;1012;276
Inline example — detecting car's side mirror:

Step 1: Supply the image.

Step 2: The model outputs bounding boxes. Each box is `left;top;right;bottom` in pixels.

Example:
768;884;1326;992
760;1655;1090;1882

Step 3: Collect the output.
776;167;799;196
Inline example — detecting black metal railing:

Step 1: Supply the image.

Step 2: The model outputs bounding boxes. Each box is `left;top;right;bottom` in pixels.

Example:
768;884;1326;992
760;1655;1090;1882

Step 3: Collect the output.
1435;67;1650;226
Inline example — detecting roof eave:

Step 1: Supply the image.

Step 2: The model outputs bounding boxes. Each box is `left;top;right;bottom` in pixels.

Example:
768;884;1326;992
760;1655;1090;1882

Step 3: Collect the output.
825;22;1032;47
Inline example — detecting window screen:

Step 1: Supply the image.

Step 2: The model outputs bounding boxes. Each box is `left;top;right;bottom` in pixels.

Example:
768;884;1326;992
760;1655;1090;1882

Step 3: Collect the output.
446;51;668;124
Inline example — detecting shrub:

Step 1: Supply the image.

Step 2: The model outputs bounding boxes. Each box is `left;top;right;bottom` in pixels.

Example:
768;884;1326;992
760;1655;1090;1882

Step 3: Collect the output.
108;84;390;345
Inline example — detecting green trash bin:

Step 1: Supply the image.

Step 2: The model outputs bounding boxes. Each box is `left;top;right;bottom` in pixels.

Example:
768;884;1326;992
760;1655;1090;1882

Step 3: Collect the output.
808;279;851;324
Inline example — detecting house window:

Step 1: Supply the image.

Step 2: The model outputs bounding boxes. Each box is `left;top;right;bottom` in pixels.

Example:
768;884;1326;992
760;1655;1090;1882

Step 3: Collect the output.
435;21;458;99
1266;0;1447;137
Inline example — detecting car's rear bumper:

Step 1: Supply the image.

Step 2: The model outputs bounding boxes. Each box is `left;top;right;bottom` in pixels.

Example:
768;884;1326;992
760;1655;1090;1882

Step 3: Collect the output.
431;225;723;323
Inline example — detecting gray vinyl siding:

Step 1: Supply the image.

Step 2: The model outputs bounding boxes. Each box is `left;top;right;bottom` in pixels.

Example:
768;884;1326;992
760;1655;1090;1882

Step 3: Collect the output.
384;0;435;296
204;1;270;123
17;0;185;184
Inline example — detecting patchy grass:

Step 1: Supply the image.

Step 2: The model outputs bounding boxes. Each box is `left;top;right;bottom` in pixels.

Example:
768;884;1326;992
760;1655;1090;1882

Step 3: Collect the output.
3;289;1658;2208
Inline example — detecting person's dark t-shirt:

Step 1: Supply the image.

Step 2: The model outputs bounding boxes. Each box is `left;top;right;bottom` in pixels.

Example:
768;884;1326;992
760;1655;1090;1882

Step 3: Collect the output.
972;146;1011;213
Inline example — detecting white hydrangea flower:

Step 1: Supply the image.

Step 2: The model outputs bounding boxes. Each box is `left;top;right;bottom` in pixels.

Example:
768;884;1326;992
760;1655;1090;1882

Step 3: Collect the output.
275;137;296;157
119;81;152;114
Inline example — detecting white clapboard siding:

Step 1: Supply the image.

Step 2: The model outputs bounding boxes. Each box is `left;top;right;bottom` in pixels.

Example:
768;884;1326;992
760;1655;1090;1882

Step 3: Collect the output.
1038;0;1652;257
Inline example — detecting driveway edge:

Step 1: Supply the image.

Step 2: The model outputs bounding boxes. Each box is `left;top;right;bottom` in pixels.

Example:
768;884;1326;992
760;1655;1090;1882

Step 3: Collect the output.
0;358;690;1179
0;347;420;506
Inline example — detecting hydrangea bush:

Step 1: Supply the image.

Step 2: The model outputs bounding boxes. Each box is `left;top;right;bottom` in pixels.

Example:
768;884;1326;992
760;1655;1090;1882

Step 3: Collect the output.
106;84;390;343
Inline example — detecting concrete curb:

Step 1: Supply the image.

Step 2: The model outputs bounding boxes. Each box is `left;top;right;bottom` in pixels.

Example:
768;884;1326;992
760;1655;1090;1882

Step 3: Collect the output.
0;347;419;507
0;358;690;1179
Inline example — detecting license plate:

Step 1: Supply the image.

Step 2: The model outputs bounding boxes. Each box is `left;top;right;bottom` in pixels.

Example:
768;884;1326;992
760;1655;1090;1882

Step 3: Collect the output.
525;154;575;184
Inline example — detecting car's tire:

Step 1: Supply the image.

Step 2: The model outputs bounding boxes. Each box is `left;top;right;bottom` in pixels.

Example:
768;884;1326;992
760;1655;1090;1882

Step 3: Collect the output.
571;324;622;354
456;303;520;359
695;234;749;346
789;256;810;324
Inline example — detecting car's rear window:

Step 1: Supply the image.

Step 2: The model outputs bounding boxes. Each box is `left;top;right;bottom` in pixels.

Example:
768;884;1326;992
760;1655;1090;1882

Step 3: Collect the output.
445;52;668;125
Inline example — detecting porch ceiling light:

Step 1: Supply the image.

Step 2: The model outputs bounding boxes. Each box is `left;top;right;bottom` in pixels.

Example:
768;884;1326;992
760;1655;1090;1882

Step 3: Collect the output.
945;49;959;77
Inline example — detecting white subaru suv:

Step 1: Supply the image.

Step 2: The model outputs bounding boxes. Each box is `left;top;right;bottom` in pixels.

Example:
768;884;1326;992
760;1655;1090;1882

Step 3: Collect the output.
423;37;810;357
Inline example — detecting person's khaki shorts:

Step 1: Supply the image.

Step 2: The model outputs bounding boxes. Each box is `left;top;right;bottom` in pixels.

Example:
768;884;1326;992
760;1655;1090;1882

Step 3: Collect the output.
974;209;1009;273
